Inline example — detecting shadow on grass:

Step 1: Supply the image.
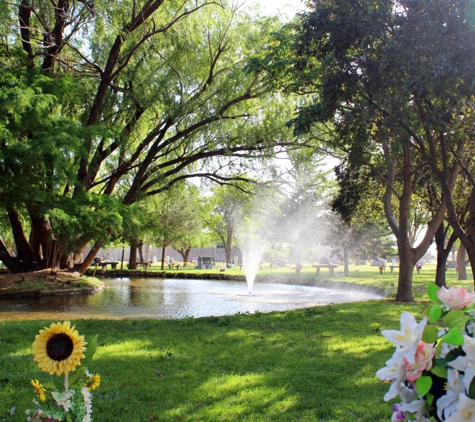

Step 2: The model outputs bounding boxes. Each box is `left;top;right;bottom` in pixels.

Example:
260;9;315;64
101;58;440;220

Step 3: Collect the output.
0;299;429;421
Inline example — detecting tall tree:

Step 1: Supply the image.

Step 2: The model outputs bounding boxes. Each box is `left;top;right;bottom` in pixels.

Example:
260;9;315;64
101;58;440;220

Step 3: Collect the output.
0;0;306;273
255;0;475;300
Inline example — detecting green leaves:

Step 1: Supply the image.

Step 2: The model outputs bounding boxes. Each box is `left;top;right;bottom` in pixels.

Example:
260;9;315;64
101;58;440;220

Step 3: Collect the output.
427;304;442;323
431;364;447;380
444;311;469;331
83;334;98;367
442;327;464;346
427;284;441;303
67;334;98;388
415;376;432;397
422;325;439;344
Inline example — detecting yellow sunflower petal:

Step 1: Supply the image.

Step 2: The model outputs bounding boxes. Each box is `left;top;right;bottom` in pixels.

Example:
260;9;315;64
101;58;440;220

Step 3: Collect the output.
32;321;87;375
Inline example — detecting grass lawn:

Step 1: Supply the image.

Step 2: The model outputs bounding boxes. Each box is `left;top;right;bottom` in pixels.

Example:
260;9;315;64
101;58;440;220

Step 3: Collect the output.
0;264;473;421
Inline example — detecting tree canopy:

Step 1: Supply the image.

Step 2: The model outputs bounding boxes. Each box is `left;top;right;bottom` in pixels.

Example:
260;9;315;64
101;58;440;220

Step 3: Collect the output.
254;0;475;300
0;0;307;272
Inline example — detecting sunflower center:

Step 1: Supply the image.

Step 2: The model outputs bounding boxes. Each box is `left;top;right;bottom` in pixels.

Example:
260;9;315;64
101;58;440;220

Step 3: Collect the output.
46;333;74;361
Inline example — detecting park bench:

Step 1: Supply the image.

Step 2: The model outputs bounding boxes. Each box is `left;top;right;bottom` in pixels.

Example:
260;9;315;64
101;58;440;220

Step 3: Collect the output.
313;264;337;276
99;260;119;270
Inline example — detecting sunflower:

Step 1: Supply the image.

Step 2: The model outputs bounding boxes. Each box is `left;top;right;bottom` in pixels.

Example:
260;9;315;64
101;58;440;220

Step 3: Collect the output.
32;321;87;376
30;379;46;401
90;373;101;390
85;370;101;391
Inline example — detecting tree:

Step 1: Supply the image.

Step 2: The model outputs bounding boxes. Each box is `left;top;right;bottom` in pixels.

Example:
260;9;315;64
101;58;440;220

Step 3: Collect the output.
0;0;306;273
148;184;200;270
204;183;254;263
256;0;475;300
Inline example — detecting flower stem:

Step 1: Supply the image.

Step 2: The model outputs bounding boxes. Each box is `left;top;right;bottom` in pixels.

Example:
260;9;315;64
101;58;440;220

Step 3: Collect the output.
64;373;69;391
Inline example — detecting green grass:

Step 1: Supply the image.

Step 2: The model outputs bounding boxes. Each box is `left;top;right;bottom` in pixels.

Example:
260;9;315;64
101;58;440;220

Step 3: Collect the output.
0;264;473;421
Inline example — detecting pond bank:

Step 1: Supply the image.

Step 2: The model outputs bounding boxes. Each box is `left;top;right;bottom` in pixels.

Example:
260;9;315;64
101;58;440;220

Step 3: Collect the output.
84;268;388;297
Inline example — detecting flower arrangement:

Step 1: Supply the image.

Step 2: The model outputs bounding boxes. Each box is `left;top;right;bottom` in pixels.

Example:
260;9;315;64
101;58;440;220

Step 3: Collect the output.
377;285;475;421
416;263;422;274
26;321;99;422
379;265;386;274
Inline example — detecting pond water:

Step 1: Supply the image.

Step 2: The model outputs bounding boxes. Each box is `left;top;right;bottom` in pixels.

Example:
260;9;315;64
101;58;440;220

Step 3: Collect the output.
0;277;383;321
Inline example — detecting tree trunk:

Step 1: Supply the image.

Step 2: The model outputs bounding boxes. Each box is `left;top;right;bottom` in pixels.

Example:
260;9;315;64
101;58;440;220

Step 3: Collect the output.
175;246;191;266
445;185;475;288
161;244;166;270
224;224;233;264
0;237;25;273
78;240;104;274
434;222;457;288
458;243;468;280
343;248;349;276
144;241;150;263
9;209;36;268
137;240;144;265
128;240;138;270
435;258;448;288
397;253;416;302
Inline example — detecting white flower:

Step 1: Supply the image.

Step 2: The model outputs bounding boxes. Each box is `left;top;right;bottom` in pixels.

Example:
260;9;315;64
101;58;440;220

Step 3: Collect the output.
377;347;406;382
382;312;427;364
400;398;427;420
376;348;407;401
449;335;475;391
82;385;93;419
445;394;475;421
390;387;425;421
437;369;465;420
466;320;475;335
439;341;458;359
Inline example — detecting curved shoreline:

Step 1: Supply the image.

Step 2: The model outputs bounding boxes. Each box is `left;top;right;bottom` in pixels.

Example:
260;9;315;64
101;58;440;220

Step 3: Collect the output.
85;268;388;297
0;269;388;300
0;283;104;299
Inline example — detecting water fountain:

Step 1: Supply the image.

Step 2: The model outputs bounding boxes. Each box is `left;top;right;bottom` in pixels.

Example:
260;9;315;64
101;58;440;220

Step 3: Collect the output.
235;210;270;295
239;234;267;295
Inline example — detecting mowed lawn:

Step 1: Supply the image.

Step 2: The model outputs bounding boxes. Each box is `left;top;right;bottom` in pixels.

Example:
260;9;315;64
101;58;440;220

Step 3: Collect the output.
0;263;472;421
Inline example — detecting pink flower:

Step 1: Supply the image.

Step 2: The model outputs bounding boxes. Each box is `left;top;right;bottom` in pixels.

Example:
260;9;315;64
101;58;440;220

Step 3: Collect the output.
437;286;475;310
404;341;435;382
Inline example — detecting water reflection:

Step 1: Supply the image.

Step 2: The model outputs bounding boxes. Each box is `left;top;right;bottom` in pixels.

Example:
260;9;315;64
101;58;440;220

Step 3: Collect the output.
0;278;383;321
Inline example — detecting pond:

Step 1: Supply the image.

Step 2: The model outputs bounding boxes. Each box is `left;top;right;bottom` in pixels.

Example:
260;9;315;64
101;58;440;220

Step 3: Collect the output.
0;277;383;321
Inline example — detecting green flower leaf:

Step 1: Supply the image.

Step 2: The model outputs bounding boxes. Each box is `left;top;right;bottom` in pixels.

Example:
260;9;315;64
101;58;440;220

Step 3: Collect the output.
67;369;84;388
431;364;448;379
415;375;432;397
422;325;439;344
429;304;442;322
442;327;464;345
39;381;55;391
434;356;449;367
83;334;98;366
426;392;434;407
444;310;468;330
427;284;441;303
469;377;475;399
